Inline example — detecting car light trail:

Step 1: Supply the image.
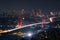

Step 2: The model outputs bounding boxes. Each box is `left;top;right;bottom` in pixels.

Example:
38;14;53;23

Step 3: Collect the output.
0;22;50;33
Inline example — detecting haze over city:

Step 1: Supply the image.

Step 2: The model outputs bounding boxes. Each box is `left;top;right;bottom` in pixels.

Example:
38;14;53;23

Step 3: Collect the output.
0;0;60;40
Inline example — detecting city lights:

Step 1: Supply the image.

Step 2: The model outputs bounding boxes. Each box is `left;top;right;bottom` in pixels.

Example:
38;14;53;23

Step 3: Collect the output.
0;0;59;40
49;17;53;22
27;32;33;37
22;17;24;20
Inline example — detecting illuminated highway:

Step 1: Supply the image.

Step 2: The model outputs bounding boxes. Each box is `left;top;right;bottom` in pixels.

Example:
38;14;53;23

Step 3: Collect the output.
0;22;50;33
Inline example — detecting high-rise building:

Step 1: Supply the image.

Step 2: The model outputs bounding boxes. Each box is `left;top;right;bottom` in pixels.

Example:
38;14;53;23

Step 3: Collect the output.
32;9;36;16
21;9;25;15
36;9;44;17
38;9;42;15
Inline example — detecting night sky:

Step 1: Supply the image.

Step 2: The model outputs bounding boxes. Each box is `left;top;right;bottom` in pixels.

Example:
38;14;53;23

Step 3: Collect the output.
0;0;60;11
